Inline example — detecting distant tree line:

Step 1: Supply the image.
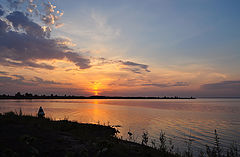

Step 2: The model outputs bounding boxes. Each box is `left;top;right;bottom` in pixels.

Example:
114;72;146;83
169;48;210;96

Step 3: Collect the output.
0;92;84;99
0;92;195;99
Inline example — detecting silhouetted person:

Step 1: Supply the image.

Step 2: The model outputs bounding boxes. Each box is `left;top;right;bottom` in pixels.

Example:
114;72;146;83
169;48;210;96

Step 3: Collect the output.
38;106;45;118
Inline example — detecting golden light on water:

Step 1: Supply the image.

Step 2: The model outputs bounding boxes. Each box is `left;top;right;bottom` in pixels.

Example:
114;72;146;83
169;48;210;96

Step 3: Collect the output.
93;99;99;105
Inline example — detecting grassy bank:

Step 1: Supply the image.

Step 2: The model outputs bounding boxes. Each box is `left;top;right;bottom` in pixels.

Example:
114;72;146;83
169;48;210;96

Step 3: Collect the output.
0;112;179;157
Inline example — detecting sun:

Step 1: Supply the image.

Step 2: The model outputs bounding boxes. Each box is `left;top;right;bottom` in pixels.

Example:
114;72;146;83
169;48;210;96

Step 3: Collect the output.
93;90;99;96
92;82;102;95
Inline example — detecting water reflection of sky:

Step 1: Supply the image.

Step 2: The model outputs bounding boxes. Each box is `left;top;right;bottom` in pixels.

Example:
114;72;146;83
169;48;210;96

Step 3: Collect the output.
0;98;239;153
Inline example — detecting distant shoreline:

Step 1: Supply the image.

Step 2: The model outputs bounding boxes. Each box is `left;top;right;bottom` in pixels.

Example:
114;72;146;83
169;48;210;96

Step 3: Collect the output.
198;97;240;99
0;95;196;99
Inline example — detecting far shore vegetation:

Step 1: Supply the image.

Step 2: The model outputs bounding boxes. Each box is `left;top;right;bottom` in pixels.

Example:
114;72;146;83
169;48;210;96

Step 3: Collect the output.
0;92;195;99
0;110;239;157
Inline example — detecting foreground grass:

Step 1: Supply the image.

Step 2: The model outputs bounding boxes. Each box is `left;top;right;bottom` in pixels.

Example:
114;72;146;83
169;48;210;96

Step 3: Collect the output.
0;112;179;157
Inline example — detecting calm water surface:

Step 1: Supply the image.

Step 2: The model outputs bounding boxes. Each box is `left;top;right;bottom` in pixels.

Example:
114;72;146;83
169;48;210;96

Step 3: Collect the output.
0;98;239;153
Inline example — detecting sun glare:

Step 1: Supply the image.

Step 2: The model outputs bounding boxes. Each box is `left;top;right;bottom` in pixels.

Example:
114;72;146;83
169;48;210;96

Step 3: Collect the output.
92;82;102;95
93;90;99;95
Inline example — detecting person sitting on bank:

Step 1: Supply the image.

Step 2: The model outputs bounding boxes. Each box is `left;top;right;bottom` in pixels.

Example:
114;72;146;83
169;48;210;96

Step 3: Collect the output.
38;106;45;118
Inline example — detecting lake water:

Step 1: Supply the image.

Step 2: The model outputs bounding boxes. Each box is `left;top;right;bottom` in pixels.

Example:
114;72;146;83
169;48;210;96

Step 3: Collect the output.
0;98;239;154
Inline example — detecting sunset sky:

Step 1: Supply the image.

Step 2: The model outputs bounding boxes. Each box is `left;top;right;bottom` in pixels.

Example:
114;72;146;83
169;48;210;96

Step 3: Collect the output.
0;0;240;97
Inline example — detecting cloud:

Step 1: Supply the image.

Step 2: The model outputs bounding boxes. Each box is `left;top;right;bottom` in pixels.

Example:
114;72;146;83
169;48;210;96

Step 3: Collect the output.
33;77;60;85
0;19;9;33
91;57;151;74
120;61;150;72
0;11;91;70
0;71;8;75
26;0;37;14
142;82;189;88
0;74;69;86
201;80;240;90
0;76;16;83
119;60;150;74
55;23;64;28
1;0;151;75
120;67;144;74
65;52;91;69
0;5;4;16
6;0;64;26
32;77;69;85
0;76;33;86
173;82;189;86
41;1;63;26
12;74;24;80
56;37;76;47
32;77;70;85
0;74;75;95
6;11;46;37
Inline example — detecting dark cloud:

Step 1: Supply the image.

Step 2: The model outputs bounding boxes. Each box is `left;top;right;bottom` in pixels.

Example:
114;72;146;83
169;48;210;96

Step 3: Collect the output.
201;80;240;90
0;76;33;86
0;74;69;87
65;52;91;69
0;11;91;70
0;19;9;33
120;61;150;72
0;71;8;75
121;67;143;74
173;82;189;86
32;77;71;85
108;77;147;87
12;74;24;80
0;7;4;16
0;76;16;83
6;11;46;38
0;74;76;95
142;82;189;88
91;57;151;74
